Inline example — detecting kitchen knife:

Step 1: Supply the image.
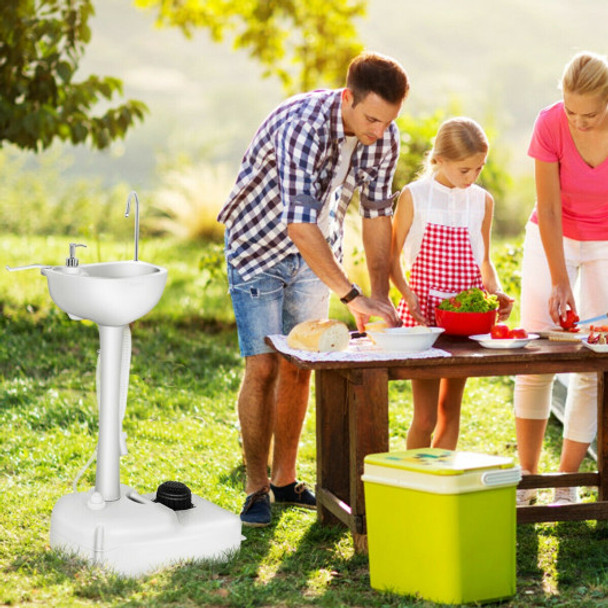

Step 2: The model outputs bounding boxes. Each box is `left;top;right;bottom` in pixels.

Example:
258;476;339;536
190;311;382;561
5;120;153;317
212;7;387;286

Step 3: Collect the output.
576;312;608;326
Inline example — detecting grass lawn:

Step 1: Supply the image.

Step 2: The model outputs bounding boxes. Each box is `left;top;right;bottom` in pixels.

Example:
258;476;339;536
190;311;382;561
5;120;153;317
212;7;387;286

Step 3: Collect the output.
1;234;606;607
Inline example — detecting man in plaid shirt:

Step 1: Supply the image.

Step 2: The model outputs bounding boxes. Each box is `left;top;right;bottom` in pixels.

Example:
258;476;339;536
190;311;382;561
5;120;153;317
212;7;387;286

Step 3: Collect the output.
218;51;409;527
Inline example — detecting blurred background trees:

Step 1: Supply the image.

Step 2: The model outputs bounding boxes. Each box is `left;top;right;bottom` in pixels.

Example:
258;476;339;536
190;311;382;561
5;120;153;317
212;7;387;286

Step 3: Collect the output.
0;1;147;151
134;0;366;94
4;0;603;251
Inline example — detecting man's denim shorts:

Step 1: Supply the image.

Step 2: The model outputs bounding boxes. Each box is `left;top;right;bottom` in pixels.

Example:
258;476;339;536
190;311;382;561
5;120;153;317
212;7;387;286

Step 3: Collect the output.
227;254;329;357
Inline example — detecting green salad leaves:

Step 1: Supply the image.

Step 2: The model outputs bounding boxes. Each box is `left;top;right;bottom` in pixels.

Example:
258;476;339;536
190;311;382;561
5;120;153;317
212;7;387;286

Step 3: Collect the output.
437;288;499;313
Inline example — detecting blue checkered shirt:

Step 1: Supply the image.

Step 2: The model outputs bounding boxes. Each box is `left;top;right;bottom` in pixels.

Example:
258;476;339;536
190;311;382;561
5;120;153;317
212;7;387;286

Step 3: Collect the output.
218;89;400;281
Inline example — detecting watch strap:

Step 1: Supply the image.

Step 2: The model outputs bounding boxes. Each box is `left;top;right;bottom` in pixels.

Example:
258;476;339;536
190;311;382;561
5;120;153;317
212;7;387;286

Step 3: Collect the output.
340;284;362;304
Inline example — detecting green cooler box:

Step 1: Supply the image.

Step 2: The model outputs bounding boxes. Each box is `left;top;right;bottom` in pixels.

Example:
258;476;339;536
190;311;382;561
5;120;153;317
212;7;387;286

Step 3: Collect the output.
362;448;521;604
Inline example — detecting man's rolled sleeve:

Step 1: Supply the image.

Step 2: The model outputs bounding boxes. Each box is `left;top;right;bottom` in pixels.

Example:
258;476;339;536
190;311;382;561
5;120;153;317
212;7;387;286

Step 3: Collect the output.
276;121;325;225
360;193;396;219
285;194;323;224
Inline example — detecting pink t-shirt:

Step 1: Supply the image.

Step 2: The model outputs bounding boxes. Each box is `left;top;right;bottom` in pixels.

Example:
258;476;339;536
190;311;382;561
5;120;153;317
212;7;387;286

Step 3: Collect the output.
528;101;608;241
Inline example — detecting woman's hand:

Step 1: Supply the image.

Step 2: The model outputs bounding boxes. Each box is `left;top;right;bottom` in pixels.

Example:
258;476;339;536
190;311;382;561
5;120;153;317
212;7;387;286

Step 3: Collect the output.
549;281;577;326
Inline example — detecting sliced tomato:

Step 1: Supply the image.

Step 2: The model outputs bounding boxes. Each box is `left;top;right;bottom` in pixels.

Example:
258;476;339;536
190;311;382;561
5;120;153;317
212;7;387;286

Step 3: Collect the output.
510;327;528;339
490;323;510;339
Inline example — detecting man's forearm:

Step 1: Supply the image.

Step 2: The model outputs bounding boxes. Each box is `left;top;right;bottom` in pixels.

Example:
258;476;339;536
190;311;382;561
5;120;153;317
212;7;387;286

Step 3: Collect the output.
362;216;392;299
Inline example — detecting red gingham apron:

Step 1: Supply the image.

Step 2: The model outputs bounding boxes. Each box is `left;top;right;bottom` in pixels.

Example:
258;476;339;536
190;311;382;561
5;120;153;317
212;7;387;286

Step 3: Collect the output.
397;185;484;326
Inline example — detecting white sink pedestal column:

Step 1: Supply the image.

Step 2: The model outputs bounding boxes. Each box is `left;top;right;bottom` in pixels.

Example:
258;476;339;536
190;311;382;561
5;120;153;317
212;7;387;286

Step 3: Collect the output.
96;325;125;502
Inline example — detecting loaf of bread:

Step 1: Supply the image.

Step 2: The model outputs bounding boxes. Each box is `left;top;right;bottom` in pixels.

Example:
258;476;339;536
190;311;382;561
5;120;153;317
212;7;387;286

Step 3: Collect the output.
287;319;350;352
364;319;389;332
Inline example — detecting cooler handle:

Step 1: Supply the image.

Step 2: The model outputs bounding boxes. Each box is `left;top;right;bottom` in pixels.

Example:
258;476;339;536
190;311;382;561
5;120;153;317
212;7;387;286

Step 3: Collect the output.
481;467;522;487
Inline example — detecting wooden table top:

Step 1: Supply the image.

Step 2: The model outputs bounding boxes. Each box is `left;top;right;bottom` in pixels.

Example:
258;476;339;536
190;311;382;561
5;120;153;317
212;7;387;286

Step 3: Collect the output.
266;334;608;377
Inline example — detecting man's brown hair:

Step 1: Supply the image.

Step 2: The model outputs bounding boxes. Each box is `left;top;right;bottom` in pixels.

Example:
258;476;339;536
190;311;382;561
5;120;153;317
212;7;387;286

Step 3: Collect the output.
346;51;409;106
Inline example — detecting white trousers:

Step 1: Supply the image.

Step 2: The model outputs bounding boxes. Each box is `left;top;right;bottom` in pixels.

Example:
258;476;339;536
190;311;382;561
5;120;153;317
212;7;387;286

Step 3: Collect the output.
513;222;608;443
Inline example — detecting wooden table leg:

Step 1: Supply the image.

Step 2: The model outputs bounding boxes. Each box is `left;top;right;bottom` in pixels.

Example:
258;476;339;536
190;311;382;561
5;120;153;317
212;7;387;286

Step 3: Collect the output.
348;367;389;539
315;369;350;528
315;367;390;544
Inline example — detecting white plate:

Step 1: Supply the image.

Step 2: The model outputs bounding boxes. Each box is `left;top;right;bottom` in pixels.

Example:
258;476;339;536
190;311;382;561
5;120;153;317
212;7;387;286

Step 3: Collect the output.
581;338;608;353
469;333;540;349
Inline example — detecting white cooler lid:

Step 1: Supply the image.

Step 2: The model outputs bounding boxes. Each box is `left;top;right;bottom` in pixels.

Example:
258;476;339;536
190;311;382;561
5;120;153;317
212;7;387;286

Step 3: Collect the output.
362;448;521;494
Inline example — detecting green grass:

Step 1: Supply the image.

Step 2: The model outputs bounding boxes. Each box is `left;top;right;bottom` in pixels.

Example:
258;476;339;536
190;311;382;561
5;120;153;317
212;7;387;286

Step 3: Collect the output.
0;234;605;607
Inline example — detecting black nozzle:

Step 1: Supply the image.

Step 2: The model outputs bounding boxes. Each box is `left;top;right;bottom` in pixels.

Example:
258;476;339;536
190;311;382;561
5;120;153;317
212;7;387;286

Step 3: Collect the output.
154;480;194;511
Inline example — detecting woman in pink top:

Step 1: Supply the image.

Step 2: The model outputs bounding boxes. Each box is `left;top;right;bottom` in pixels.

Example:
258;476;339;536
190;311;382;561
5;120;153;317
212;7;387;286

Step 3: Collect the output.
515;51;608;506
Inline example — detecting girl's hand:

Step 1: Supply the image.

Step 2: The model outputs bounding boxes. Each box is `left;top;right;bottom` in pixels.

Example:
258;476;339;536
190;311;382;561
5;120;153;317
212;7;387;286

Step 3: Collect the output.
401;291;427;326
495;291;515;322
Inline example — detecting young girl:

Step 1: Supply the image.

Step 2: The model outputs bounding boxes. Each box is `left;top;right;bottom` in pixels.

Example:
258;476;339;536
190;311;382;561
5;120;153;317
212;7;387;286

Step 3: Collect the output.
390;117;513;450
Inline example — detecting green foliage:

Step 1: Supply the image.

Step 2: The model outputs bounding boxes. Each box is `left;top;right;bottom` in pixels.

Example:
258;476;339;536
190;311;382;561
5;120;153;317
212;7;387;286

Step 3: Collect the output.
492;239;524;322
494;172;535;238
0;1;147;151
198;241;227;290
0;147;161;248
135;0;366;93
393;111;444;190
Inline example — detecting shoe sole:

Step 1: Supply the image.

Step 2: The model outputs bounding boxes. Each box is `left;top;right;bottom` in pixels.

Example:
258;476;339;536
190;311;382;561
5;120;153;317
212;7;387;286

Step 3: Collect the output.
241;519;271;528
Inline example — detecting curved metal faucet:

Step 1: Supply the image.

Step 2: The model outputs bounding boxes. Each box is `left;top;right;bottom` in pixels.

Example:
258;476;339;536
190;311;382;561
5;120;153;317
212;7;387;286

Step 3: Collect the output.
124;191;140;262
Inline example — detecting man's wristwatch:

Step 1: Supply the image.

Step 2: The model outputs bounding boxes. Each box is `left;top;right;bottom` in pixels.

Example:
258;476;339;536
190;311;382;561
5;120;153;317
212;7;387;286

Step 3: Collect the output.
340;283;362;304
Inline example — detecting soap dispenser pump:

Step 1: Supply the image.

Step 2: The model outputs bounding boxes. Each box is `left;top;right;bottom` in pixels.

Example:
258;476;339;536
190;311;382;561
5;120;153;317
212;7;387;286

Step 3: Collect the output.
66;243;87;268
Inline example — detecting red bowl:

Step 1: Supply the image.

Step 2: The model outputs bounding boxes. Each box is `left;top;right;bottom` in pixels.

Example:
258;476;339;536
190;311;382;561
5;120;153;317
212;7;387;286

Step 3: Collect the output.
435;308;497;336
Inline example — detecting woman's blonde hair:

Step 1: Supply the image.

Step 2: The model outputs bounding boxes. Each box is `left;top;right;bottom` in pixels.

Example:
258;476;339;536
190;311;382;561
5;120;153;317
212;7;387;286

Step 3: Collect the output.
561;51;608;99
423;117;488;176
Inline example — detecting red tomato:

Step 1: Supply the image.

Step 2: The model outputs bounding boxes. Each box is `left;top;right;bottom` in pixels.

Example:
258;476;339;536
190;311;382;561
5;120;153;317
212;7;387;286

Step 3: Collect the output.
490;324;510;339
559;309;580;331
510;327;528;339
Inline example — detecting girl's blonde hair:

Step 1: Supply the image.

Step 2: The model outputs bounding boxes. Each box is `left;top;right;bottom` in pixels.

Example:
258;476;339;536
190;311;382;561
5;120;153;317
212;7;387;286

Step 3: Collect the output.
423;117;488;177
561;51;608;99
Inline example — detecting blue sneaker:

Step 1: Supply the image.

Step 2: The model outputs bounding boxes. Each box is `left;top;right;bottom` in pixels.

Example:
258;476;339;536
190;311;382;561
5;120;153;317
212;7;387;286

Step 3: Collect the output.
269;481;316;509
240;487;271;527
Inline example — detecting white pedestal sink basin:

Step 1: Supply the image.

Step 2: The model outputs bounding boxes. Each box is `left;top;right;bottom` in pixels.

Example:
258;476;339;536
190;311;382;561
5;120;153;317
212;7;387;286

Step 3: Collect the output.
8;204;242;574
41;260;168;326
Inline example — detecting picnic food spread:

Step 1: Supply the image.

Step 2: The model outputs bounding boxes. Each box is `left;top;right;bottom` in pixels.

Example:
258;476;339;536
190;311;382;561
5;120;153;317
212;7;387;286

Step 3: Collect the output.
286;319;350;352
588;325;608;345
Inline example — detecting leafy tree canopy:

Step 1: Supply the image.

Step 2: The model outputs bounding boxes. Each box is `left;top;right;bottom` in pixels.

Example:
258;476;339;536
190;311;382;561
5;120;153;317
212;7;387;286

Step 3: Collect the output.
135;0;366;94
0;0;147;152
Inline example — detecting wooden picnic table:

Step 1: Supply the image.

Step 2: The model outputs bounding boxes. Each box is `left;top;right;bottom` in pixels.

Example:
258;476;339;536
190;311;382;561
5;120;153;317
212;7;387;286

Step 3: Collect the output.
266;333;608;549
